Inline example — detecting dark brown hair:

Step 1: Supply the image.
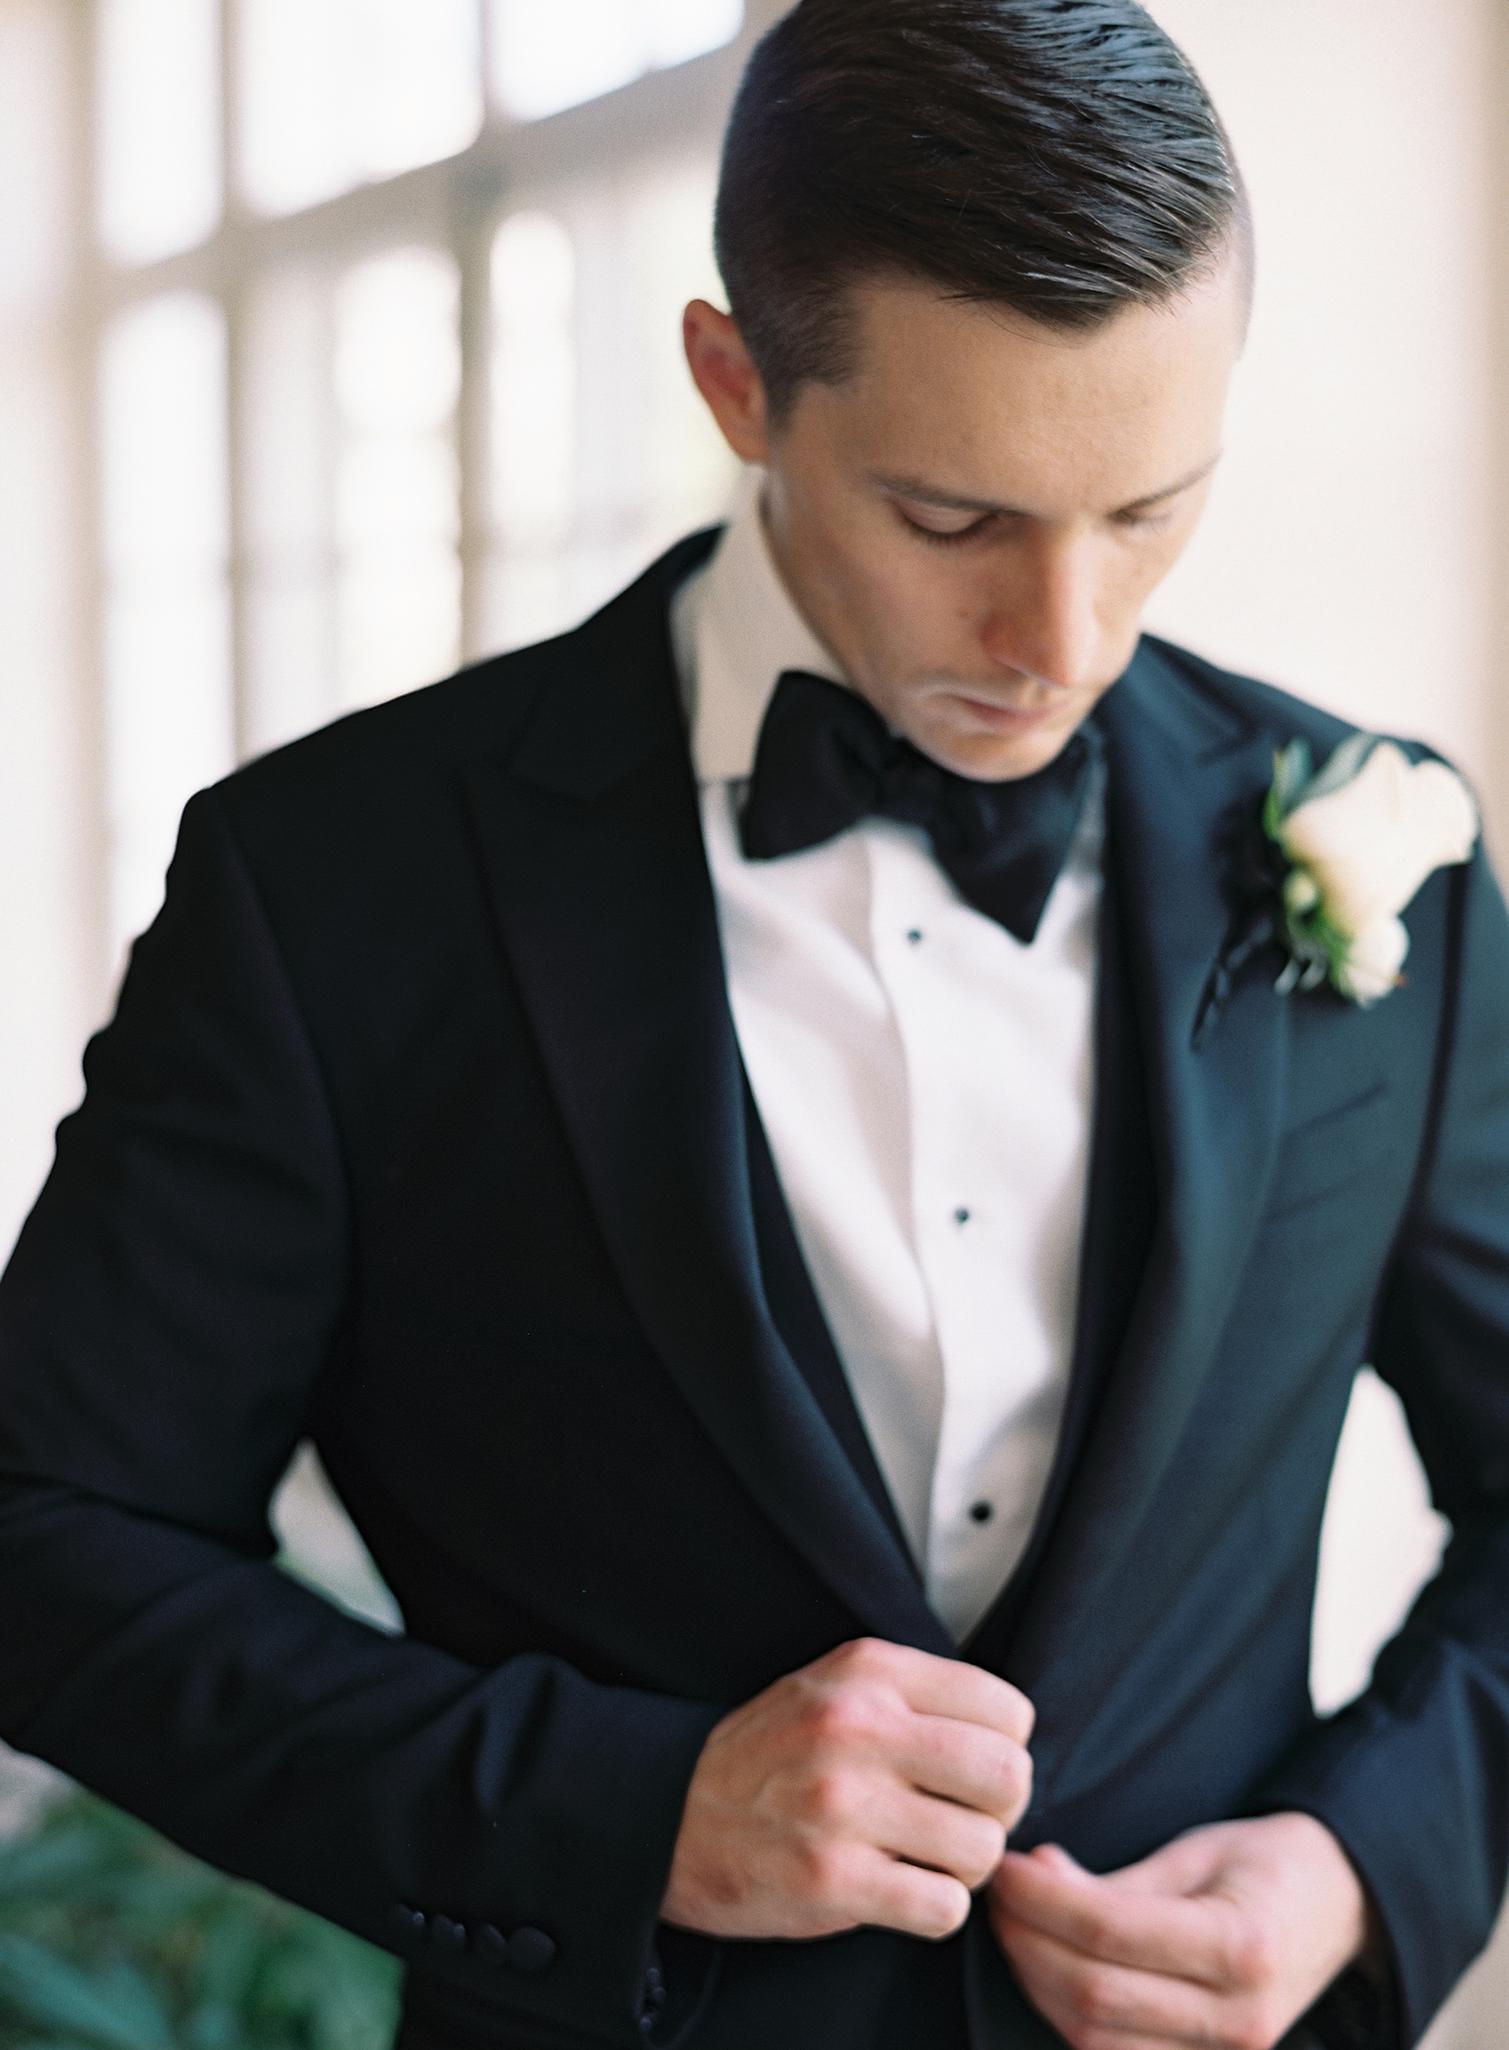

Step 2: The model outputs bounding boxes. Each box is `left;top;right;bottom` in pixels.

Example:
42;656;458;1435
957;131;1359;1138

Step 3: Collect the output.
714;0;1253;427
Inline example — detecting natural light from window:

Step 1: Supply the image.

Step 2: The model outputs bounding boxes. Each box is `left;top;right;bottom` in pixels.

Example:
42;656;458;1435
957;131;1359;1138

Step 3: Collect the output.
491;0;744;122
333;248;463;710
239;0;484;217
97;0;222;264
483;161;735;654
99;291;235;961
489;211;578;649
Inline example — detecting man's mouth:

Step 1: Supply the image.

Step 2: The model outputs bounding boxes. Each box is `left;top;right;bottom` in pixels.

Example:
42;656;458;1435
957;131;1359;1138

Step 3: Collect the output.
952;692;1059;728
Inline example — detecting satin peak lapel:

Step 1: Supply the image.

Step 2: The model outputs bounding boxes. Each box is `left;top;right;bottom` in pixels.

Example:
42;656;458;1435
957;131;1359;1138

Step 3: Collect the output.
1008;639;1293;1791
460;531;953;1656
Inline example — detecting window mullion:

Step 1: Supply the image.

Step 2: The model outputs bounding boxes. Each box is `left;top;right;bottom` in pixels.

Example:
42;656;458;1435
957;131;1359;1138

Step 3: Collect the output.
221;0;256;763
465;0;502;656
75;0;113;991
453;155;504;666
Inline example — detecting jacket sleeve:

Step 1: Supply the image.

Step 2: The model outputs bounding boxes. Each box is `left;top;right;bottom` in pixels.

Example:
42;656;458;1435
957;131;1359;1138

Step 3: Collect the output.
1241;826;1509;2048
0;783;728;2048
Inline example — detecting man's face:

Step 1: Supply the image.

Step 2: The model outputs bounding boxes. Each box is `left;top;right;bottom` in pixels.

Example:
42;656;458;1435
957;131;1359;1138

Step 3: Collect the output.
746;260;1247;781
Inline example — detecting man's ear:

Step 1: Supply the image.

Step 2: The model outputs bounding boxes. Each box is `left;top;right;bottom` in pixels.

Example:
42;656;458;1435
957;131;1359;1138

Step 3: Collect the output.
682;299;772;465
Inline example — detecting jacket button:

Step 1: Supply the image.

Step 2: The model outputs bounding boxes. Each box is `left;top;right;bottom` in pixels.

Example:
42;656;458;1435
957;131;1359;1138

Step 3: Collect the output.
508;1926;556;1974
431;1914;468;1954
477;1923;511;1967
389;1903;428;1940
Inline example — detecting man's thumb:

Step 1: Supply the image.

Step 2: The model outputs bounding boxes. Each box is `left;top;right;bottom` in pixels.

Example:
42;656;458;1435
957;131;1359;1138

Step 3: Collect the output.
1102;1828;1216;1895
1031;1842;1087;1875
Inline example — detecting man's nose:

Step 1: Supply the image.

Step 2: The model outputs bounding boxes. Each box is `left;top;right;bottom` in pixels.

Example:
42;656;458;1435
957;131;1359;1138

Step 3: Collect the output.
978;532;1101;693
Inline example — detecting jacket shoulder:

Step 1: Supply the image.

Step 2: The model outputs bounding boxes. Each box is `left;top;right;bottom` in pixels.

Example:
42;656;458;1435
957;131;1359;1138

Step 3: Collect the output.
204;522;722;840
217;636;563;816
172;632;583;925
1139;630;1465;778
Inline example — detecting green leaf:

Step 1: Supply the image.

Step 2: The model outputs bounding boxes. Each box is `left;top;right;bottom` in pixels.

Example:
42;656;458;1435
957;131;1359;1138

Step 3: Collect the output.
1262;778;1283;842
0;1934;175;2050
301;1937;398;2050
91;1960;177;2045
1299;730;1378;807
1269;738;1313;821
7;2040;124;2049
0;1829;113;1909
0;1789;397;2050
186;1904;267;2016
182;1996;243;2050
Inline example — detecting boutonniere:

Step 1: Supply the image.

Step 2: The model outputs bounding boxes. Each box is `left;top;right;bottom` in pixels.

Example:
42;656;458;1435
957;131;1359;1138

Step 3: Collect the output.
1194;733;1480;1048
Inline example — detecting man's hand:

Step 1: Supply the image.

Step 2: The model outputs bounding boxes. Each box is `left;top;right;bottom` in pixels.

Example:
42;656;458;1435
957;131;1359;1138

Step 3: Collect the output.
986;1810;1377;2050
659;1636;1035;1943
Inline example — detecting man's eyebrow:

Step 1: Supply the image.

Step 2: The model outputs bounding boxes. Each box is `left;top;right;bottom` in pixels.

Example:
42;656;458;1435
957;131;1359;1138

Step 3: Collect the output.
866;451;1224;518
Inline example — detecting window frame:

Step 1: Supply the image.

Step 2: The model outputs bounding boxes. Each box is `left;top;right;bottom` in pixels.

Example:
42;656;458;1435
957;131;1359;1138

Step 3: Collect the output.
66;0;774;969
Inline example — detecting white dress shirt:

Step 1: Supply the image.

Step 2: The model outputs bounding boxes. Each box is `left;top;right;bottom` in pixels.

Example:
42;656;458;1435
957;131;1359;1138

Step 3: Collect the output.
669;468;1105;1643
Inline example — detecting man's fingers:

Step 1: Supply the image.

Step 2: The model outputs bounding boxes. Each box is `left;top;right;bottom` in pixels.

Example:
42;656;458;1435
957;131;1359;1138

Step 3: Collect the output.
992;1847;1253;1990
854;1843;975;1942
895;1711;1033;1827
888;1643;1036;1745
1047;1832;1224;1902
1030;1842;1081;1875
995;1910;1246;2046
827;1639;1035;1745
1097;1828;1225;1896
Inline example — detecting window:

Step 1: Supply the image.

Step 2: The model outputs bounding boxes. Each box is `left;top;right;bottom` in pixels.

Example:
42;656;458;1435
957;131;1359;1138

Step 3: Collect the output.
238;0;484;217
81;0;746;971
97;0;221;264
484;161;731;654
491;0;746;121
99;291;235;947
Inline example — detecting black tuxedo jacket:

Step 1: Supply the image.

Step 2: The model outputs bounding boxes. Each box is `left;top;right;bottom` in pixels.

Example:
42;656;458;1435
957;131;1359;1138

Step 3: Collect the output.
2;525;1508;2050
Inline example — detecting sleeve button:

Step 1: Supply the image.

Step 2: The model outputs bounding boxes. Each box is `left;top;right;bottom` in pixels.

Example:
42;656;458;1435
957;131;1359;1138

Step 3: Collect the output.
431;1914;468;1953
476;1923;511;1968
508;1926;557;1975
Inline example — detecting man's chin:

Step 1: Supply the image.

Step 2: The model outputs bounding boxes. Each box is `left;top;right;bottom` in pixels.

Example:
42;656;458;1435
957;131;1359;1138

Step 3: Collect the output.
921;719;1082;784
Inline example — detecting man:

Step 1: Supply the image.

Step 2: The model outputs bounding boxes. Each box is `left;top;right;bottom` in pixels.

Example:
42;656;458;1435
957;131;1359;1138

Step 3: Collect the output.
0;2;1505;2047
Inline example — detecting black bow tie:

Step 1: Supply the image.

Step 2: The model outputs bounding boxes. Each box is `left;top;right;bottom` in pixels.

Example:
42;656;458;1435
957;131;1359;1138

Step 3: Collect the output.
738;669;1104;945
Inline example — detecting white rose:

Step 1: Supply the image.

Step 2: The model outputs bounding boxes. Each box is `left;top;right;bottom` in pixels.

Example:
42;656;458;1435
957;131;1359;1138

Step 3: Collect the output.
1333;913;1410;1004
1279;740;1478;936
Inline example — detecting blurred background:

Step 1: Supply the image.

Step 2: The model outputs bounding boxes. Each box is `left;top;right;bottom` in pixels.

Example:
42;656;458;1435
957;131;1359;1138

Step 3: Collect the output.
0;0;1504;2043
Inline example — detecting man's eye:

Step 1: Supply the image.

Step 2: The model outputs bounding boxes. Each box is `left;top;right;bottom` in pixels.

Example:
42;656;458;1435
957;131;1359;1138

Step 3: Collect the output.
898;505;1179;545
899;513;993;547
1114;507;1178;533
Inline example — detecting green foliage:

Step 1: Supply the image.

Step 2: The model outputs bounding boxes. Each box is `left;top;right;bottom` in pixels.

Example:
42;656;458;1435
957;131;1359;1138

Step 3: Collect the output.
1264;737;1313;834
1299;729;1378;809
0;1789;398;2050
1263;733;1385;999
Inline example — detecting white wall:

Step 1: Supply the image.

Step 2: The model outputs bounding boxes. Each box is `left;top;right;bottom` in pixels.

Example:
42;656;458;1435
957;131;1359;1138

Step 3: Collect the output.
1145;0;1504;823
1141;5;1508;2043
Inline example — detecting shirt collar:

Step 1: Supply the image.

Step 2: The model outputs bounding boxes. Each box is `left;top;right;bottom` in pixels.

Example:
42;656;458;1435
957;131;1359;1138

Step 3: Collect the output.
667;467;1106;864
670;465;850;786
